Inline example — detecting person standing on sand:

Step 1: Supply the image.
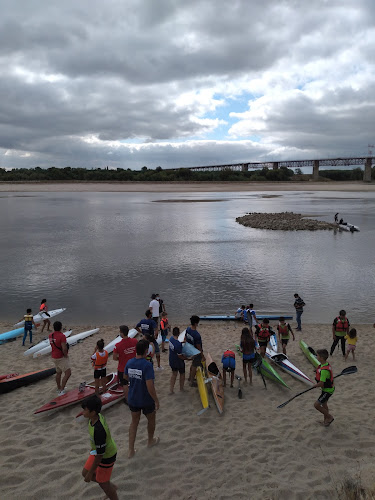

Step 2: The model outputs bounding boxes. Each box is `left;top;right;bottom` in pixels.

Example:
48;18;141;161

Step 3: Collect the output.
247;303;257;331
136;310;163;371
149;294;160;326
255;318;274;358
330;310;350;356
334;213;339;223
239;327;256;385
19;308;37;346
155;293;165;317
186;315;204;387
345;328;358;361
313;349;335;426
277;317;295;355
40;298;51;333
49;321;71;395
113;325;138;403
169;327;186;394
81;395;118;500
125;339;160;459
293;293;305;331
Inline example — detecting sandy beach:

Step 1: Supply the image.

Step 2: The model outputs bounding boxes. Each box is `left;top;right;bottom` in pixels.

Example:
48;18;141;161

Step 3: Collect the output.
1;319;374;500
0;181;375;192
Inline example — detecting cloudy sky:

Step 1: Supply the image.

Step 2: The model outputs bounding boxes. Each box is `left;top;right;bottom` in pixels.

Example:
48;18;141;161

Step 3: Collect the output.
1;0;374;170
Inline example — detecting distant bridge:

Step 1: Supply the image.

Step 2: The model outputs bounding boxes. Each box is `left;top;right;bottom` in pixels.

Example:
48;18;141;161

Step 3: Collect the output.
174;157;374;182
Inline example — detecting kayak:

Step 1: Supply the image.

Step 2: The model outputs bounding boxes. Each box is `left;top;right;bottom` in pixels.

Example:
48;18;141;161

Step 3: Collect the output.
103;328;138;354
75;378;124;418
0;325;36;344
266;347;313;386
299;340;319;368
14;307;66;327
24;330;73;356
206;353;224;414
270;333;278;352
196;365;209;414
338;223;360;232
235;344;289;388
0;368;56;394
33;328;99;358
34;372;118;414
199;314;293;321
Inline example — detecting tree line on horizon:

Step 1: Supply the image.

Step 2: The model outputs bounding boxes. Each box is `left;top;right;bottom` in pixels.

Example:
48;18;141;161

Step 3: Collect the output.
0;165;373;182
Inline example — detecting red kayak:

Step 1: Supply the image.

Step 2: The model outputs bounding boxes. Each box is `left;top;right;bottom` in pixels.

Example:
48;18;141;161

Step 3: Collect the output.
34;372;118;414
75;379;124;418
0;368;56;394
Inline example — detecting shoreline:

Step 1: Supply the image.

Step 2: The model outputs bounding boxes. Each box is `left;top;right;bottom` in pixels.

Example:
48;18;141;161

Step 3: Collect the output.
0;180;375;192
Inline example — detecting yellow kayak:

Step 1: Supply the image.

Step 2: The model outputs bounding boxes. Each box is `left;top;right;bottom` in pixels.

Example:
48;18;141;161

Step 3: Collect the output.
196;365;209;413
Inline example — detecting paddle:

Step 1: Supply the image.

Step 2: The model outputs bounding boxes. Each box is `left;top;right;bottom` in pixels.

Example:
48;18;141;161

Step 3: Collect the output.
277;365;357;409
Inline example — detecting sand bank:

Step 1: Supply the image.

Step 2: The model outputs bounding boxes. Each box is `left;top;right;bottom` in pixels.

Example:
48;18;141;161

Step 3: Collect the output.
1;319;374;499
0;181;375;192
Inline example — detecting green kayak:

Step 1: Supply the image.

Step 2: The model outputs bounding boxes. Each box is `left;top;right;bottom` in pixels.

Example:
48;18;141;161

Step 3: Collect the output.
299;340;319;368
235;344;289;389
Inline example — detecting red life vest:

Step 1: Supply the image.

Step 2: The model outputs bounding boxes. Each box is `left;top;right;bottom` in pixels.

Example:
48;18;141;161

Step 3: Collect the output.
257;325;271;340
40;303;47;312
223;350;235;359
92;350;109;369
335;317;348;332
160;318;168;330
278;323;289;335
315;363;334;388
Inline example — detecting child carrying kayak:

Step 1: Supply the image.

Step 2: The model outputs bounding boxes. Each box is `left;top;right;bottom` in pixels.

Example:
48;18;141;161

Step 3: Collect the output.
91;339;109;395
345;328;358;361
239;327;256;385
277;317;295;355
19;308;37;346
81;394;118;500
313;349;335;427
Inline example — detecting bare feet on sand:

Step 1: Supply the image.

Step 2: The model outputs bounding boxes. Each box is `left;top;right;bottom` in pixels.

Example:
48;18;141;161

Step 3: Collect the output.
128;449;137;459
147;437;160;448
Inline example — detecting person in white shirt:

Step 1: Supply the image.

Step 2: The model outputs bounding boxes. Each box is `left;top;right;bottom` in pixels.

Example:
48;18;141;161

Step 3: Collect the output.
149;294;160;326
247;304;257;331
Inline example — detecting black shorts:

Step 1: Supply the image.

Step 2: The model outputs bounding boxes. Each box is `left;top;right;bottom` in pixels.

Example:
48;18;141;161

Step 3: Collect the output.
258;340;268;347
223;367;235;373
171;365;185;374
94;368;107;379
281;338;289;345
117;371;128;386
129;403;155;415
318;392;333;404
192;353;202;367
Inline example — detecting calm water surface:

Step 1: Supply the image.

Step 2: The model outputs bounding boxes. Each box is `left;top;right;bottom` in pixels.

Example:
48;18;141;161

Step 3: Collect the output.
1;190;374;326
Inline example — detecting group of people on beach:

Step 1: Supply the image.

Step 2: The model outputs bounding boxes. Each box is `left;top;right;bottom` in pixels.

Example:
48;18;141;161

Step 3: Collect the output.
18;293;362;500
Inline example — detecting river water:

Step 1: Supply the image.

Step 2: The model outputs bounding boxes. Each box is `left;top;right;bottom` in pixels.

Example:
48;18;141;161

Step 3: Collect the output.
0;190;374;326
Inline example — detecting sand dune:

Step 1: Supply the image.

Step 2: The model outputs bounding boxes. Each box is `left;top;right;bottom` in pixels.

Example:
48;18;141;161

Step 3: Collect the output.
0;320;374;499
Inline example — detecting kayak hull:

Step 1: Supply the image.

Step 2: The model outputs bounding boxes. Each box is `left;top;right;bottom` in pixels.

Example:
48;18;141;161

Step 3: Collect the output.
34;373;117;414
0;326;35;344
266;348;313;385
196;366;209;410
199;314;293;321
24;330;73;356
206;353;224;414
76;381;124;418
15;308;66;327
0;368;56;394
34;328;99;358
299;340;319;368
103;328;138;354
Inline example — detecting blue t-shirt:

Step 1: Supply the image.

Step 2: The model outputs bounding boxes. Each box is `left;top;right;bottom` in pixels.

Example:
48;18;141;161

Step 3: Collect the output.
136;318;157;339
169;337;184;369
125;357;155;408
243;309;248;322
185;326;202;349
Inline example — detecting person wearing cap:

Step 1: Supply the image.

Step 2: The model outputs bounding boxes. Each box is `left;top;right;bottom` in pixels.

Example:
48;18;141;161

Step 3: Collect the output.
149;294;160;326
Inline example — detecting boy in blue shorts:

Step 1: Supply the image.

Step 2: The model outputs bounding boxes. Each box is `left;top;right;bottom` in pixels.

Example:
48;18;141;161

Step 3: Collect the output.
169;327;187;394
221;350;236;387
125;339;160;458
81;395;118;500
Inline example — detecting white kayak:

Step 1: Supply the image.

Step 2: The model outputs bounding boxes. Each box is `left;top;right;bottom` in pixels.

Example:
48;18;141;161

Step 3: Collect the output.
178;329;186;343
338;223;360;232
104;329;138;354
270;333;278;352
15;308;66;327
266;347;313;385
33;328;99;358
24;330;73;356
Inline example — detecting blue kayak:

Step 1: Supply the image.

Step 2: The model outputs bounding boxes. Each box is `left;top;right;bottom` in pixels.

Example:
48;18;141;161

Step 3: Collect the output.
0;326;36;344
199;314;293;321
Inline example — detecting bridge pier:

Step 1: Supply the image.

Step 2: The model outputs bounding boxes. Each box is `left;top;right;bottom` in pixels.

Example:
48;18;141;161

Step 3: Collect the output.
272;162;279;170
242;163;249;172
364;157;372;182
312;160;320;180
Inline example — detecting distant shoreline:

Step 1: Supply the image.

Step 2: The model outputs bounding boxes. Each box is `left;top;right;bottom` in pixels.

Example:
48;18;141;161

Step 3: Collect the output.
1;181;375;192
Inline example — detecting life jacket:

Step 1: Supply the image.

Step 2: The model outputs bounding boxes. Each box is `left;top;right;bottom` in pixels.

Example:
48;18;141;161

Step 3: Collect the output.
24;314;33;323
257;325;271;340
315;363;334;388
278;323;289;336
160;318;168;330
335;317;348;332
92;350;109;369
40;303;47;312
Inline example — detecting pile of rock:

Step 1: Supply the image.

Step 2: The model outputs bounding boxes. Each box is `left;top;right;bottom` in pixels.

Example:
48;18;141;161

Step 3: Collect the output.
236;212;337;231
